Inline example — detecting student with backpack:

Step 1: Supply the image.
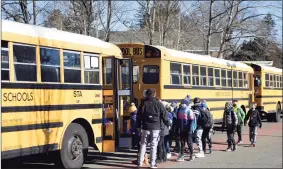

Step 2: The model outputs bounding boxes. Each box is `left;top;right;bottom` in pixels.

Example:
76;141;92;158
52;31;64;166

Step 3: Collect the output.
192;97;205;158
222;101;238;152
200;101;214;154
244;102;262;147
176;97;195;162
170;102;181;155
232;100;246;144
164;105;174;159
156;101;170;163
136;88;170;168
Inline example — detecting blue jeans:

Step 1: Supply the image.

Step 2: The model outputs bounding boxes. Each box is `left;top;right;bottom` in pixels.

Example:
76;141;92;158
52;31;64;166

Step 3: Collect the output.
164;134;171;153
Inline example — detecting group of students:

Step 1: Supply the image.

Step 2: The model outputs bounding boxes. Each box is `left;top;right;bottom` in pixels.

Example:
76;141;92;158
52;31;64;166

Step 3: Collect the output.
127;88;262;168
222;100;262;151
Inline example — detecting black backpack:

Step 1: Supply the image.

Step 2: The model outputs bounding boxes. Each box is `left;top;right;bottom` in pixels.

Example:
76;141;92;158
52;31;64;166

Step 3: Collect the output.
249;110;258;127
200;109;213;128
141;100;160;123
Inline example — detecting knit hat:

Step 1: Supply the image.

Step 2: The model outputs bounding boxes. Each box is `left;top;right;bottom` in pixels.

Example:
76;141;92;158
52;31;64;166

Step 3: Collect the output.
166;105;174;112
181;96;190;106
170;102;178;109
225;101;233;110
201;101;207;108
161;101;169;107
129;103;137;113
193;97;201;104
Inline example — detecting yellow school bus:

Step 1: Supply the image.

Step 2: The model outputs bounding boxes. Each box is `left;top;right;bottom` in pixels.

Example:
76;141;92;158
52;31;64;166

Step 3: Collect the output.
1;20;133;168
117;43;254;122
251;64;282;122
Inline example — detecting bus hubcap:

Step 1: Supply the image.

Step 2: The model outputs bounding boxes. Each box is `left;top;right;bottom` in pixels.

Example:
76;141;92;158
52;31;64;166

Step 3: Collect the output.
69;135;83;160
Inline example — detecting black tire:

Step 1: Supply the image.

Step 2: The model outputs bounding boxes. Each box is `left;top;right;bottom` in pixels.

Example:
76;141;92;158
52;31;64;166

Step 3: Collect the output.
267;113;273;122
54;123;89;169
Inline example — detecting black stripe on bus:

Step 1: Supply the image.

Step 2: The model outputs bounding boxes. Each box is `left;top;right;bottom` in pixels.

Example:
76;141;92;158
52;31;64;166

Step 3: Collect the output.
263;87;283;90
1;82;102;90
263;102;277;105
2;104;103;113
163;98;249;102
92;119;103;124
2;143;58;160
255;95;282;98
163;85;249;91
1;122;63;133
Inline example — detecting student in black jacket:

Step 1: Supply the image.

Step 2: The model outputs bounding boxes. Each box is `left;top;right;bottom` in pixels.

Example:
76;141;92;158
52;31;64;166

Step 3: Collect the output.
244;102;262;147
136;88;170;168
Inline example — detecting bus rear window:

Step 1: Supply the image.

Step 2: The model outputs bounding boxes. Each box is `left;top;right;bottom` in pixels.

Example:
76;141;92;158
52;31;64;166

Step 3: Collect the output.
143;65;159;84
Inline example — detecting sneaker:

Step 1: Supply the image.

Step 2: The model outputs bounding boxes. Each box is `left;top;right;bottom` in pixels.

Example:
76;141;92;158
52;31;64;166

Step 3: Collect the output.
156;159;163;164
209;148;213;154
195;152;205;158
174;152;180;156
150;165;158;168
189;155;195;161
226;148;232;152
166;153;171;159
252;144;255;147
238;141;243;144
176;156;185;162
233;145;237;151
137;164;142;168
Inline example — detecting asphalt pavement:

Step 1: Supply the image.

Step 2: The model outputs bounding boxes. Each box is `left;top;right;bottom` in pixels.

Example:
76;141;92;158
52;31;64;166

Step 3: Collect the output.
2;120;282;168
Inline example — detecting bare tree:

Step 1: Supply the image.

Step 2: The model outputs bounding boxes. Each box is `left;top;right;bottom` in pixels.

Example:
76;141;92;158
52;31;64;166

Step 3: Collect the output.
105;0;112;42
136;0;157;45
32;0;36;25
156;1;179;46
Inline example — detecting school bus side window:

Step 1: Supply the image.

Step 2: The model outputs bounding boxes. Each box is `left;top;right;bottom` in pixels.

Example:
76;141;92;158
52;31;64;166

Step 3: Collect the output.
183;64;191;85
239;72;243;88
208;67;214;86
214;68;220;86
64;51;81;83
270;74;273;87
143;65;159;84
1;40;9;81
40;47;60;82
192;65;199;86
265;74;269;87
200;66;207;86
227;70;232;87
13;44;37;82
170;62;181;85
133;65;139;83
221;69;227;87
84;54;99;84
244;72;248;88
233;71;238;87
276;75;279;88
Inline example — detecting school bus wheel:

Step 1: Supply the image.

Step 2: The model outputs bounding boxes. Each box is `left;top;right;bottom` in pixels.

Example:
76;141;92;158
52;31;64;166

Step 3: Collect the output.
55;123;89;168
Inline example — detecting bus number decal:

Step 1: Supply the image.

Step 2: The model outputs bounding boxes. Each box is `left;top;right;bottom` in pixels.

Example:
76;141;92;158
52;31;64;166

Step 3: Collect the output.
2;92;33;102
73;91;82;97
